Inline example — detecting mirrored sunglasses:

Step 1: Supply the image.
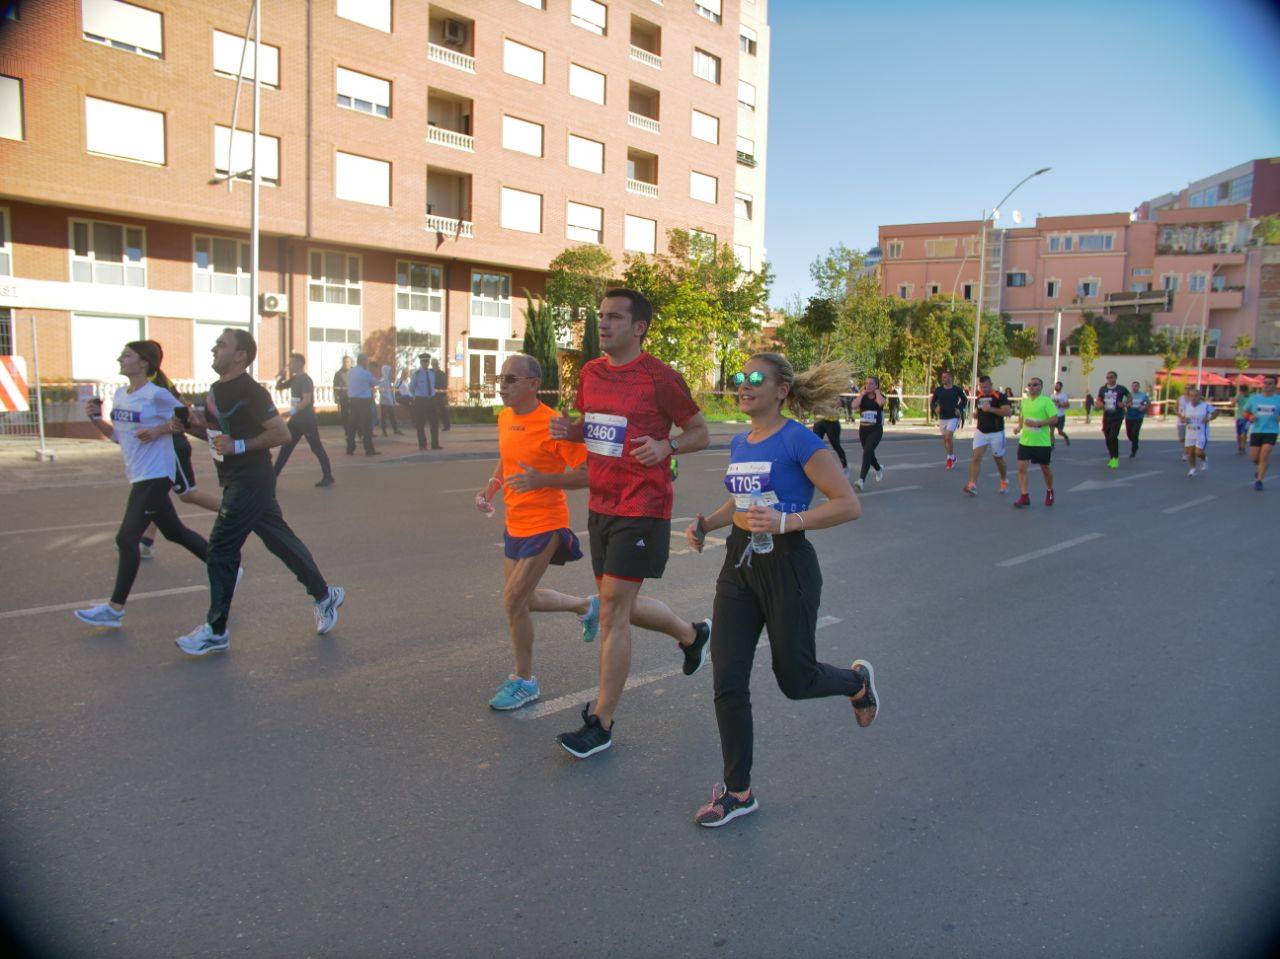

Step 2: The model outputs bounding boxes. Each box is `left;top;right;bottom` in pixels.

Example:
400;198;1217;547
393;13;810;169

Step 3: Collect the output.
731;371;766;387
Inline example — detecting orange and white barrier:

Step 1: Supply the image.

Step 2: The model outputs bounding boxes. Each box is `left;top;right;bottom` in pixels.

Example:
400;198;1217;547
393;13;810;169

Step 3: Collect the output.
0;355;30;413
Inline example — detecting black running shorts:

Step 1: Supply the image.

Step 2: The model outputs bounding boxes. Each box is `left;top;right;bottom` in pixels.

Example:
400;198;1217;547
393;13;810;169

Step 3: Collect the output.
1017;444;1052;466
588;512;670;582
172;444;197;495
1250;432;1277;449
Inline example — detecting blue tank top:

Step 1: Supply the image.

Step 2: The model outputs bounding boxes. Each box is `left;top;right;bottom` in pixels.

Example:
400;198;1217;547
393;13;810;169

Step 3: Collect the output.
725;419;828;514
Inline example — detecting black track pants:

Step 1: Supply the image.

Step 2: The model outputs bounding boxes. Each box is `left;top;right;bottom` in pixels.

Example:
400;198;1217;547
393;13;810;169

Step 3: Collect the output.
859;424;883;480
112;477;209;605
1125;417;1143;456
274;414;332;479
812;419;847;468
206;476;328;634
1102;415;1123;459
711;527;864;792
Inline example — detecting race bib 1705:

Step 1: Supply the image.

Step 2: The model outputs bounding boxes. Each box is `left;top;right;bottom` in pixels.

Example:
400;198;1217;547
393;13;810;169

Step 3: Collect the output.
583;413;628;457
725;461;778;510
861;410;879;424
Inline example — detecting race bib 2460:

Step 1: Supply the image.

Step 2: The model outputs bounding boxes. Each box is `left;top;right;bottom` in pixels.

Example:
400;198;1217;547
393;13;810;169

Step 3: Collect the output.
725;461;778;510
583;413;628;457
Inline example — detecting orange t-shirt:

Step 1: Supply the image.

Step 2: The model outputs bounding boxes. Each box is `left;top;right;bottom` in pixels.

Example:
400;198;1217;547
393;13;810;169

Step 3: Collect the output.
499;403;588;537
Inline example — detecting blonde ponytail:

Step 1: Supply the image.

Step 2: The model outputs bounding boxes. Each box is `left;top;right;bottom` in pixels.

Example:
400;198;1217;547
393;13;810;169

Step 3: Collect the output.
750;352;850;418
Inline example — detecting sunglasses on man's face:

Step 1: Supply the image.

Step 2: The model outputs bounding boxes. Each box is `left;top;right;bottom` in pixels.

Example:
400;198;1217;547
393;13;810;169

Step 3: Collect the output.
496;374;531;385
731;371;766;387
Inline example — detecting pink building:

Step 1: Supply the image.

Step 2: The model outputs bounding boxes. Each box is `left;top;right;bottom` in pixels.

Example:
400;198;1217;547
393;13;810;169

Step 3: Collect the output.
878;157;1280;367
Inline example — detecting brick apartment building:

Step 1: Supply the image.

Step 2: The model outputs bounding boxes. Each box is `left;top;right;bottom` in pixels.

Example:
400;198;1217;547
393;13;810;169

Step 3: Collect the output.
878;158;1280;368
0;0;771;398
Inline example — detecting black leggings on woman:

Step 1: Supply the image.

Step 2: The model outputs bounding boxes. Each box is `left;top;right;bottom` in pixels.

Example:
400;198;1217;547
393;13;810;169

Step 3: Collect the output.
711;527;865;792
111;477;209;605
859;424;883;481
812;418;847;469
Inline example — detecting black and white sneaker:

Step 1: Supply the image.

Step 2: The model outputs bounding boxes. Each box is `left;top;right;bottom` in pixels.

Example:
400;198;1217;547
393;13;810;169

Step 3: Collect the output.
556;705;613;759
682;618;712;676
850;659;879;727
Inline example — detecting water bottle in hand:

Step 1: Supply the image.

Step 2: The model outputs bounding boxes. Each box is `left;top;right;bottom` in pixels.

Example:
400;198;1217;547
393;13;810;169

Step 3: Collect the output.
749;492;774;555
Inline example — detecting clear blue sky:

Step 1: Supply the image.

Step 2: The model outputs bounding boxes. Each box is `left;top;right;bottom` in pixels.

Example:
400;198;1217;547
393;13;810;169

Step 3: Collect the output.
763;0;1280;307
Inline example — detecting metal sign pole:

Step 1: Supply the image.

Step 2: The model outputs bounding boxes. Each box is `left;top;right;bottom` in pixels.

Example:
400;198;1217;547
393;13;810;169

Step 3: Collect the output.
30;315;54;462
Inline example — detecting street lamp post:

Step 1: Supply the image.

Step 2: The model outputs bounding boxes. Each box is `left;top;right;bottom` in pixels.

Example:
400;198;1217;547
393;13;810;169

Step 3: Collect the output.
970;168;1051;395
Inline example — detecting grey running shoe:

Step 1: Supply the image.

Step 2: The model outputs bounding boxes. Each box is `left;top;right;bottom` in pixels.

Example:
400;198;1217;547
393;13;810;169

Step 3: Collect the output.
175;623;229;656
74;603;124;629
314;586;345;635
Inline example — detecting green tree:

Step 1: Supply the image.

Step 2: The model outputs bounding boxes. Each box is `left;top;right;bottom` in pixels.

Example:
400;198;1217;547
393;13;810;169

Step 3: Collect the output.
1007;327;1040;396
520;292;560;399
808;244;866;303
1233;334;1252;374
545;245;618;339
1253;215;1280;246
1076;323;1100;391
1156;330;1190;411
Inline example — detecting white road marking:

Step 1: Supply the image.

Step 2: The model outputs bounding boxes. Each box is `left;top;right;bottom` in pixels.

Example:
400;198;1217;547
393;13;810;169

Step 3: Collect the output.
0;513;209;537
857;485;921;497
514;616;842;721
1162;495;1217;514
0;584;208;621
996;533;1104;568
1068;470;1162;493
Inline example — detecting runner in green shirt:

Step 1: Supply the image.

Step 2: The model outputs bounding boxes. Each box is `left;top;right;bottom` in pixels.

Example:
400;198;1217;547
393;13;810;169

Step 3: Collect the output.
1012;376;1058;508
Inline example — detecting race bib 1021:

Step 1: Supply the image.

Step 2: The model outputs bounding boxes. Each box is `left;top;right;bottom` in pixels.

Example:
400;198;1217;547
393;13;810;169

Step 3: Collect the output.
583;413;628;457
725;461;778;510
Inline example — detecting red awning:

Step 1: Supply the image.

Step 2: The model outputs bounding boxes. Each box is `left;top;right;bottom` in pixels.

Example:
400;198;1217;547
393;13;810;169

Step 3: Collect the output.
1158;368;1235;387
1233;373;1265;387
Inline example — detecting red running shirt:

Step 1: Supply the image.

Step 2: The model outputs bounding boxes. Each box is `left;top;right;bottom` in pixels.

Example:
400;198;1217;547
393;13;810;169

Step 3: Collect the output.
575;352;700;519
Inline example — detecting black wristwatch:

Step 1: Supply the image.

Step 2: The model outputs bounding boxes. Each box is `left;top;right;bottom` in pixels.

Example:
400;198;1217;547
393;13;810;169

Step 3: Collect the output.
669;437;680;453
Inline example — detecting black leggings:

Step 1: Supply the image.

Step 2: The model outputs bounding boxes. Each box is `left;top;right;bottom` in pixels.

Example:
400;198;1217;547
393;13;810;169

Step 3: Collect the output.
711;527;865;792
112;478;209;606
1125;417;1143;455
859;424;883;480
812;419;847;468
275;414;333;479
1102;416;1123;459
206;476;328;634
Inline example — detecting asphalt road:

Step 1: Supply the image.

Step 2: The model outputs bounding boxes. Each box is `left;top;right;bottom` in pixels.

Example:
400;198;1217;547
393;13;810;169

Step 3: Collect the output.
1;425;1277;959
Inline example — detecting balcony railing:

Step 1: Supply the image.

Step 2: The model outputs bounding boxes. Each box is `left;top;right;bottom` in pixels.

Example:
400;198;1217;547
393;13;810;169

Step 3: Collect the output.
626;178;658;199
629;45;661;69
627;112;660;134
425;214;474;239
426;126;475;152
428;43;475;74
736;150;757;167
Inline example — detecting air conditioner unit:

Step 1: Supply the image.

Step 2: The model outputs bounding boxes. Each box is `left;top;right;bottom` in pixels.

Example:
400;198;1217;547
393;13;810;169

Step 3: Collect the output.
444;18;467;45
259;292;288;315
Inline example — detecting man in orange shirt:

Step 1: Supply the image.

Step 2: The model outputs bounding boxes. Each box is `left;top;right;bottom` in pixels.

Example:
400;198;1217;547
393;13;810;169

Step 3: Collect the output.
476;354;598;711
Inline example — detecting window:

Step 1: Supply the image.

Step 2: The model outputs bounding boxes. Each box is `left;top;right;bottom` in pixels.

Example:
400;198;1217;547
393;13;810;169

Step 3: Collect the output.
70;219;146;286
335;151;390;206
1205;329;1221;359
927;282;940;296
214;125;280;184
0;207;11;275
1162;274;1179;292
1006;272;1027;287
962;236;979;256
885;240;902;259
1228;174;1252;203
1077;278;1099;298
516;0;544;7
567;201;603;244
568;64;606;104
212;29;279;86
0;309;11;356
1;75;22;140
336;0;390;32
734;191;752;221
471;271;512;319
503;39;545;84
689;171;717;204
193;236;250;295
924;239;956;258
689;229;716;251
502;115;543;157
336;67;391;117
962;282;974;301
396;261;444;312
82;0;162;58
309;251;361;305
692;48;720;84
500;187;542;233
1188;274;1207;293
1045;327;1055;345
737;79;756;109
736;135;754;158
1132;267;1152;277
567;134;604;173
740;24;757;55
624;215;656;254
1046;279;1059;298
694;0;721;25
85;97;165;165
570;0;606;35
734;244;753;271
690;109;719;144
1076;234;1113;252
1211;274;1226;292
898;284;912;299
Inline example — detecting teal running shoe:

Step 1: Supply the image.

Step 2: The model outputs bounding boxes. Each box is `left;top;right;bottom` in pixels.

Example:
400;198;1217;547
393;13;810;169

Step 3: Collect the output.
489;676;540;711
579;595;600;643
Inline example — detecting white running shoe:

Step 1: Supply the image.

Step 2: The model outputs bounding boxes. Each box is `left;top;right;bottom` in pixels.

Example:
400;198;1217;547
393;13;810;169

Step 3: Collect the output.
875;467;885;483
74;603;124;628
1199;460;1208;472
138;542;155;559
1187;467;1197;477
853;478;864;491
314;586;345;635
175;622;229;656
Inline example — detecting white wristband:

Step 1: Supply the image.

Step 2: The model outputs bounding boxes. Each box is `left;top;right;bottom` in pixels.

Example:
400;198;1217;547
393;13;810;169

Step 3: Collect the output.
233;439;246;456
779;512;787;534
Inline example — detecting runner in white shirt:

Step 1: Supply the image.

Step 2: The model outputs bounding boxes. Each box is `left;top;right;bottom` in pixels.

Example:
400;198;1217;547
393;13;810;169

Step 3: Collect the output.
1179;385;1216;476
1050;382;1071;447
74;341;211;629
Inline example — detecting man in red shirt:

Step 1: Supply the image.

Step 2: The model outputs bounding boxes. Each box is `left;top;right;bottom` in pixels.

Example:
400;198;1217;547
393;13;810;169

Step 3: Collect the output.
551;289;712;758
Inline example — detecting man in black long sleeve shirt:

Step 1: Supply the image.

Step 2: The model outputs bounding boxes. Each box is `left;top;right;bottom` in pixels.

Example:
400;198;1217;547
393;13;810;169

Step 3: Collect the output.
275;352;334;486
931;370;968;470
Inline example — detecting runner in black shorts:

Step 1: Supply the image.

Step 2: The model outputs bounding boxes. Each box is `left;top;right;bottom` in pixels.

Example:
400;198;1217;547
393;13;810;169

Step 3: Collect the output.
549;289;713;758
